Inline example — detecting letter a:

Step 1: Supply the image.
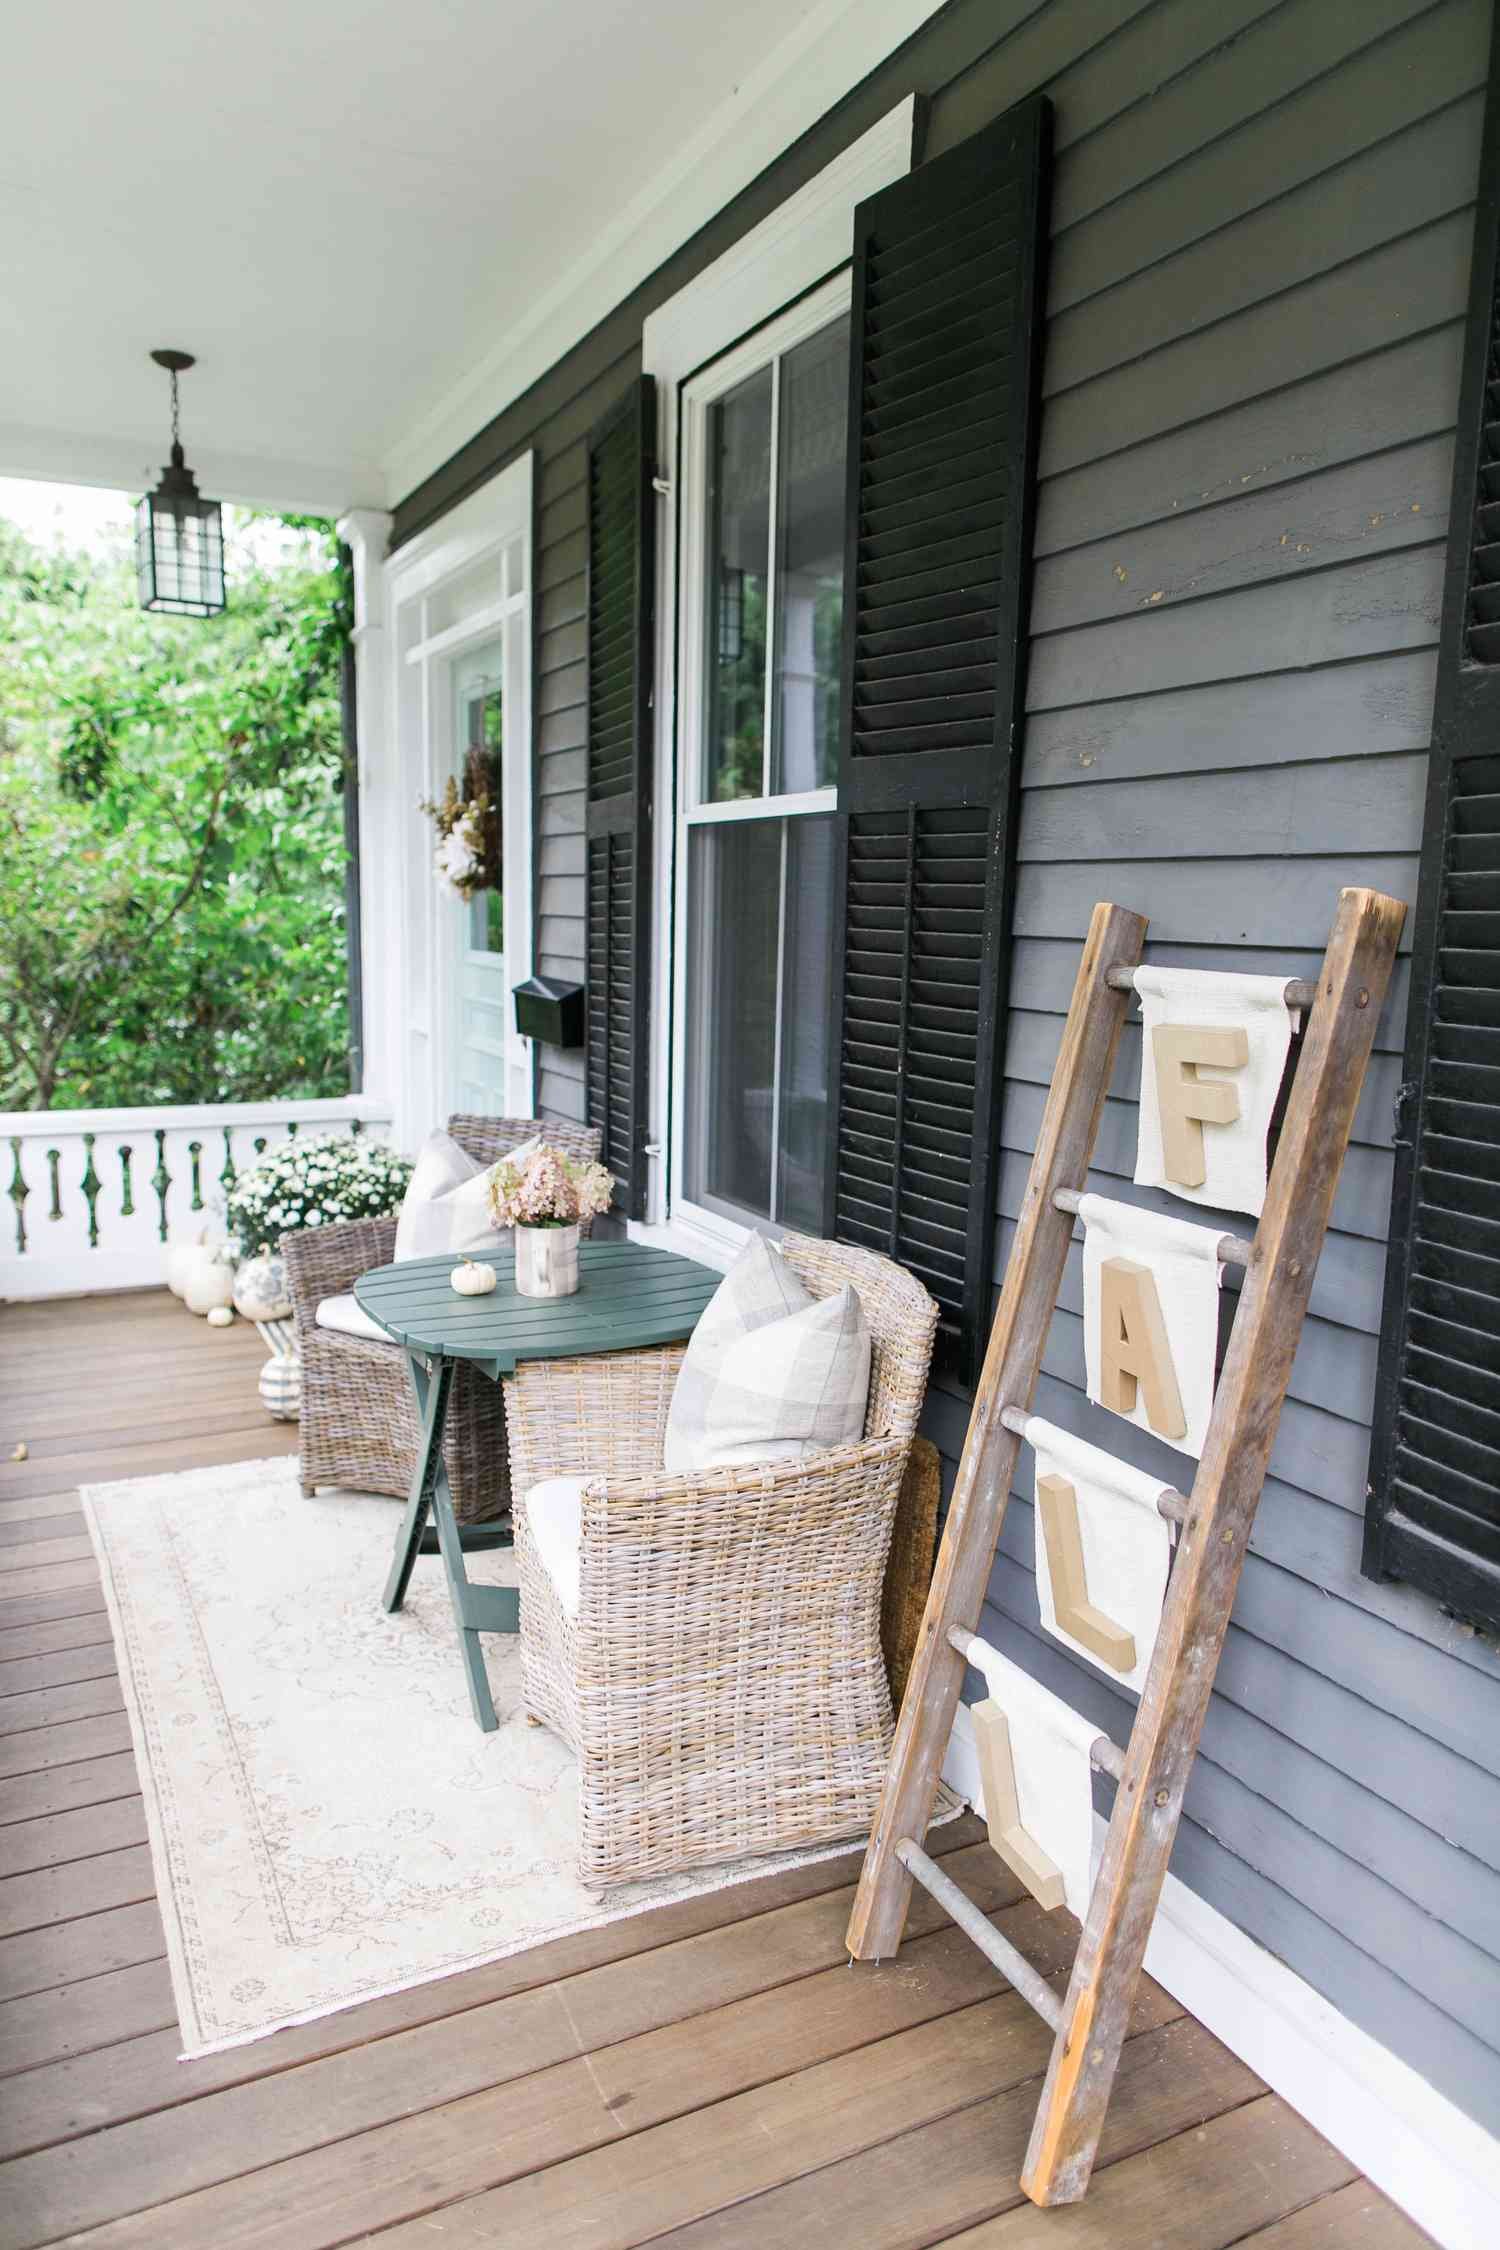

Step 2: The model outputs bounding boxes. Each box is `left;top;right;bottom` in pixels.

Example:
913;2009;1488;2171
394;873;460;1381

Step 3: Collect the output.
1098;1256;1186;1440
1153;1023;1249;1189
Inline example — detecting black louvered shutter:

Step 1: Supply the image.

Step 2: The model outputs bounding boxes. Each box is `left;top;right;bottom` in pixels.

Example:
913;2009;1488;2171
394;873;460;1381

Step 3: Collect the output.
1364;64;1500;1630
826;99;1051;1386
584;377;656;1219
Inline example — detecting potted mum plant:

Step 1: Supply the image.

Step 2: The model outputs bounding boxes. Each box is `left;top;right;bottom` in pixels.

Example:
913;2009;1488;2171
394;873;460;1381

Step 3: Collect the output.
488;1142;614;1298
222;1134;414;1311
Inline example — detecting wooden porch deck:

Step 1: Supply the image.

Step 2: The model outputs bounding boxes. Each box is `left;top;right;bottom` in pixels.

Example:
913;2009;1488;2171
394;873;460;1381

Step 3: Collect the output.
0;1290;1429;2249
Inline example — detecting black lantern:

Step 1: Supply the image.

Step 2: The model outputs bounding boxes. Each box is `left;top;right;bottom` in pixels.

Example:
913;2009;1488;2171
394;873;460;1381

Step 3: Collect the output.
135;349;225;617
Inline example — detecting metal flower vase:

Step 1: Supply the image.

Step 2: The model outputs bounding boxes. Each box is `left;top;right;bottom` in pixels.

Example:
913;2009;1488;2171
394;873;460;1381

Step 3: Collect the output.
514;1222;580;1298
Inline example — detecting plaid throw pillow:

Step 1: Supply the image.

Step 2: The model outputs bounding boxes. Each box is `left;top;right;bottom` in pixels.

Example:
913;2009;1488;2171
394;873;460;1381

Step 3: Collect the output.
663;1232;871;1475
393;1131;539;1261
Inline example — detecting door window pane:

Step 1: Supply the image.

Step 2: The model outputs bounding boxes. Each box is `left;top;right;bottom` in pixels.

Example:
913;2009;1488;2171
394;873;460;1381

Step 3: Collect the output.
704;367;772;803
772;321;849;795
458;667;504;954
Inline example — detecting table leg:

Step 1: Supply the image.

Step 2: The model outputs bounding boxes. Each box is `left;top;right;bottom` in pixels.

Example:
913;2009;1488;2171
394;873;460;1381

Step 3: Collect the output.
383;1349;518;1734
382;1352;453;1614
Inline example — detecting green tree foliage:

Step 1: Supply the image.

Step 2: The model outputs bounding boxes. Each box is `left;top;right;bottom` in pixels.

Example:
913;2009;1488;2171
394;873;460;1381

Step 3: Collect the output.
0;509;352;1110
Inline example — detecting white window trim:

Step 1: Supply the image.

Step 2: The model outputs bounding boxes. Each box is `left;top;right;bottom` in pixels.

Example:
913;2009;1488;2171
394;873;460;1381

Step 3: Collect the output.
374;452;535;1147
635;97;915;1266
668;273;848;1264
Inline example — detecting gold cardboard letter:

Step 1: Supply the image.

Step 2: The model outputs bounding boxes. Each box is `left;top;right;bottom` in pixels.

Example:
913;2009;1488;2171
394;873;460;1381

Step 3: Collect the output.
1099;1256;1187;1440
973;1699;1066;1910
1036;1472;1137;1674
1152;1023;1250;1189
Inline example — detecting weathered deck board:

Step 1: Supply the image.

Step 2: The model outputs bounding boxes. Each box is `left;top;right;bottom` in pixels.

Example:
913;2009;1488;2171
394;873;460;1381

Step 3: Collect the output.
0;1291;1425;2249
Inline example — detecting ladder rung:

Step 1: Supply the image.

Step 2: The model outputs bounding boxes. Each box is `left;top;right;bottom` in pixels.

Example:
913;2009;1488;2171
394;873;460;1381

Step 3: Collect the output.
945;1625;1127;1778
1051;1186;1250;1268
895;1838;1063;2031
1105;963;1317;1012
996;1405;1189;1524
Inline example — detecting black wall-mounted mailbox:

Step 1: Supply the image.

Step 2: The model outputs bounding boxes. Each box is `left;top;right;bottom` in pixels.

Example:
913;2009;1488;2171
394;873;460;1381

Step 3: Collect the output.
512;975;586;1049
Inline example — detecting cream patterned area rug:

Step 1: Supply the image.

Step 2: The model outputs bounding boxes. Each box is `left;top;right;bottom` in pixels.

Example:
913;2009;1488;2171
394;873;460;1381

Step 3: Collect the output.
83;1457;938;2058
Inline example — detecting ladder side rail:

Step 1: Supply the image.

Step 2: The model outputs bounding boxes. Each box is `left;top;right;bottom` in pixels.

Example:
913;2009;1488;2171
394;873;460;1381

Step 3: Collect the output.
847;899;1149;1962
1021;885;1406;2207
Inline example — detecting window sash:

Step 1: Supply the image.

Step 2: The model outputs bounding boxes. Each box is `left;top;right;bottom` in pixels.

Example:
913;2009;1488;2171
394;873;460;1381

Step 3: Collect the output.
670;275;850;1249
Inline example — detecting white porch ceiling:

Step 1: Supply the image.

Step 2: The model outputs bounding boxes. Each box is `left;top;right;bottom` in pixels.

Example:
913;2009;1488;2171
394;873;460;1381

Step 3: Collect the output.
0;0;943;516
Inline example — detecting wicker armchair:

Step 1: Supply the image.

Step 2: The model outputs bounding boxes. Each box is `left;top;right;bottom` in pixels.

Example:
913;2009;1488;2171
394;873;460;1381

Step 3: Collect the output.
283;1114;603;1522
508;1232;938;1887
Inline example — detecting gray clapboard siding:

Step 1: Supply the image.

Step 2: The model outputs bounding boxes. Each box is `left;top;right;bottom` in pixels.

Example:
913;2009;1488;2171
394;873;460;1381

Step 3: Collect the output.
1040;211;1474;475
1031;442;1451;634
1036;327;1464;554
1018;752;1429;869
1021;654;1441;791
1045;0;1444;231
1050;0;1490;301
1049;95;1484;389
1026;546;1442;707
1011;854;1421;950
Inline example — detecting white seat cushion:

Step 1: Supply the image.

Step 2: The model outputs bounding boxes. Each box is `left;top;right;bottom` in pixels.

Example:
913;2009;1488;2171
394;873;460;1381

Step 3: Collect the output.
314;1292;394;1345
663;1232;871;1476
393;1130;541;1262
524;1476;586;1618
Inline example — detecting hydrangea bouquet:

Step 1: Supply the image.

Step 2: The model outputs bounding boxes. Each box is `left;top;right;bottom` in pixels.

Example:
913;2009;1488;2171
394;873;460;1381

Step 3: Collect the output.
487;1141;614;1229
222;1134;414;1259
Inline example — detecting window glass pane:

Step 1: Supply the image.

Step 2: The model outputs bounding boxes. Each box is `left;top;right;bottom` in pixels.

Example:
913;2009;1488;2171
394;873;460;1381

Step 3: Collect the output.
772;319;849;795
704;367;772;803
773;814;835;1230
458;667;504;954
684;820;781;1220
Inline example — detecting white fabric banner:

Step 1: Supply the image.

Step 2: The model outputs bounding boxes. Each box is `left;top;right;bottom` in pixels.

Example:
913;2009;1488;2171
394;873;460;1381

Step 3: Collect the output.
1080;1193;1223;1458
962;1636;1100;1918
1024;1414;1176;1695
1133;965;1298;1217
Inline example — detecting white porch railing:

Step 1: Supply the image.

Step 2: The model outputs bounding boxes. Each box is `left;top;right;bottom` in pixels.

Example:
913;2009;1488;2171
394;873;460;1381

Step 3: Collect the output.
0;1096;395;1301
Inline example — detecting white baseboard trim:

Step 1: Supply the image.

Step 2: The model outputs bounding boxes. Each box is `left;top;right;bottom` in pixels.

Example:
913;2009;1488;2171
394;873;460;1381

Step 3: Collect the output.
943;1703;1500;2249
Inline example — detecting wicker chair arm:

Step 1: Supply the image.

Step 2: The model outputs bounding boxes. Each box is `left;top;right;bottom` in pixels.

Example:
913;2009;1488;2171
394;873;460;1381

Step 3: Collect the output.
281;1215;399;1340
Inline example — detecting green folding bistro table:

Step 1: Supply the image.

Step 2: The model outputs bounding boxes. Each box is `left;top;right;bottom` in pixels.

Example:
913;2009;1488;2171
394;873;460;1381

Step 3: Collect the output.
354;1239;721;1731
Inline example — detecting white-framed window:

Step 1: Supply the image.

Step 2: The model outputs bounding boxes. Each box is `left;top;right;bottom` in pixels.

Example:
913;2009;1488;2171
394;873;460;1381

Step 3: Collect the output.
670;275;851;1252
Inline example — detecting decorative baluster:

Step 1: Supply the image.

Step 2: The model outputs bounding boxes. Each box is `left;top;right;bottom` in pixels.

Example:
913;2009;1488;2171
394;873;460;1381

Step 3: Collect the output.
7;1139;27;1255
220;1126;237;1193
118;1143;135;1217
254;1136;268;1155
351;1118;363;1138
80;1133;102;1248
152;1131;172;1240
286;1120;299;1139
188;1141;204;1210
47;1148;62;1221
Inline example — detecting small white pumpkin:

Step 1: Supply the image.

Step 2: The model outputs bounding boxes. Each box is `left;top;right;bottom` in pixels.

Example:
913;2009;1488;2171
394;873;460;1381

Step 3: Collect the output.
450;1257;497;1296
181;1244;234;1316
232;1250;291;1322
206;1304;235;1328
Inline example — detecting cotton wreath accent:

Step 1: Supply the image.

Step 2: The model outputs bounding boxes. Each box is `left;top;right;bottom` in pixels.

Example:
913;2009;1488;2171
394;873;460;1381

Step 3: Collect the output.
221;1134;413;1259
420;771;494;901
488;1142;614;1229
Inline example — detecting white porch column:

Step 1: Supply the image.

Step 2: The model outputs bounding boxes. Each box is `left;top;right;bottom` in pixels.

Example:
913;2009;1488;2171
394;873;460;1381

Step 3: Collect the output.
337;508;405;1149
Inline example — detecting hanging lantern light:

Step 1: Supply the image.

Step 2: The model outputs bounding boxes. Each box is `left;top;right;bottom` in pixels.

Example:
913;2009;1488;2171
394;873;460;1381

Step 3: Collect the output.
135;349;225;617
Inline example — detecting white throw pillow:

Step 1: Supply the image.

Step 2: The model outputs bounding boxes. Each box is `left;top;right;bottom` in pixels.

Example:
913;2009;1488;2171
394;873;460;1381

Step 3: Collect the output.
663;1232;871;1476
314;1292;393;1345
392;1130;540;1262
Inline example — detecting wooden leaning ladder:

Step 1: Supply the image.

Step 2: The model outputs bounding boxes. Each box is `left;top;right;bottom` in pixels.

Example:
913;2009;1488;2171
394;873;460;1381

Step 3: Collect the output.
847;886;1407;2207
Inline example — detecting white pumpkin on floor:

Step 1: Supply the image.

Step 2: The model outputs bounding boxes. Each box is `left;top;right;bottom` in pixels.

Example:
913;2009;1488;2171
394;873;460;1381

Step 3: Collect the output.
165;1235;206;1297
180;1245;234;1316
